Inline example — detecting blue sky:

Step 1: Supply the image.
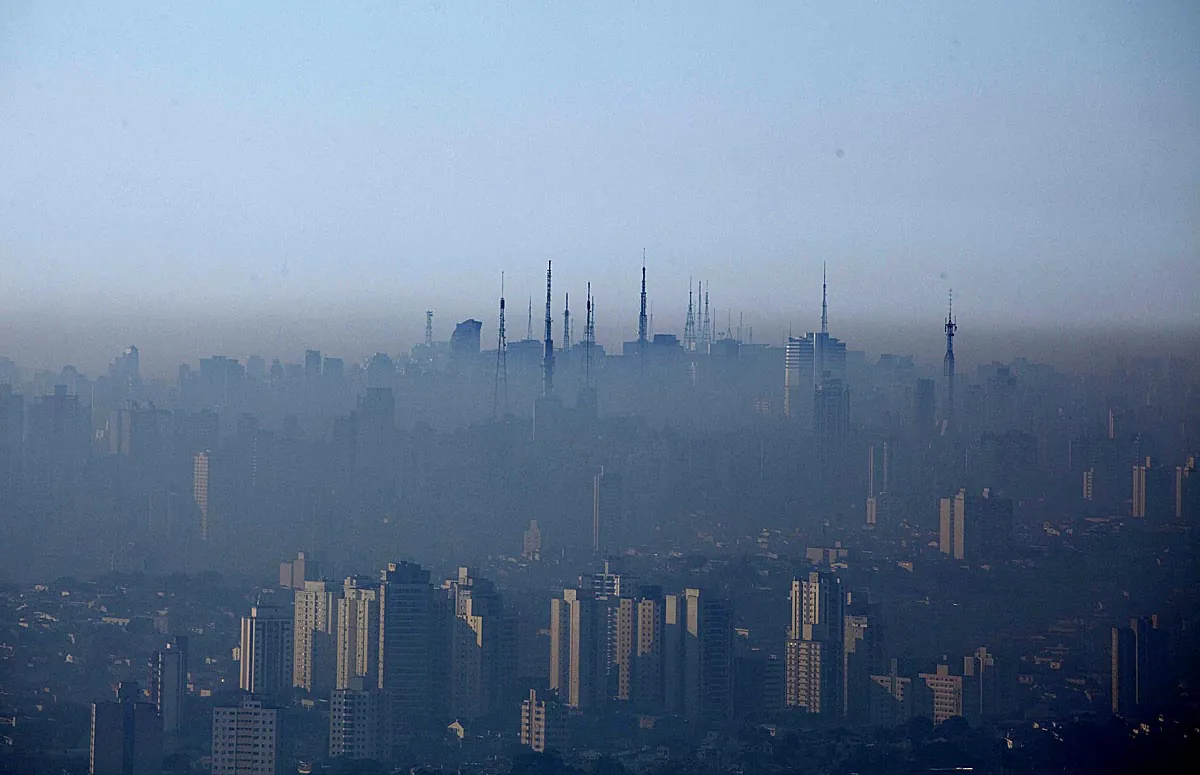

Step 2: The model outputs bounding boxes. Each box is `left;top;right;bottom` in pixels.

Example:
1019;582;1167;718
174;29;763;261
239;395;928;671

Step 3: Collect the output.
1;1;1197;364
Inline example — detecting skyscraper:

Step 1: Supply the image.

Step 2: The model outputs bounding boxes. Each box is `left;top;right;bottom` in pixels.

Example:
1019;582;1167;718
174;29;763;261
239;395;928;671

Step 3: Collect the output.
549;589;607;710
379;561;434;736
336;576;380;691
239;604;294;697
615;586;666;708
90;682;161;775
1112;615;1169;718
665;588;733;722
785;571;845;715
192;450;210;541
149;636;187;734
212;696;278;775
939;490;966;560
293;580;341;696
443;567;510;720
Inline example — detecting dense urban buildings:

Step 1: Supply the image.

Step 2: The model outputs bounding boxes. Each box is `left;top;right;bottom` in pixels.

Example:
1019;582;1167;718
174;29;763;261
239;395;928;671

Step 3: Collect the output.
0;277;1197;773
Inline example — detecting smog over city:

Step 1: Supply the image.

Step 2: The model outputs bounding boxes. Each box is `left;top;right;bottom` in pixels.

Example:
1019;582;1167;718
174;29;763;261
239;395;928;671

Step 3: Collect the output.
0;3;1198;774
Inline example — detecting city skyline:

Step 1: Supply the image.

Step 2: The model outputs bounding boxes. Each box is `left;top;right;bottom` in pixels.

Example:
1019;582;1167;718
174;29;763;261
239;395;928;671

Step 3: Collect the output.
2;2;1197;332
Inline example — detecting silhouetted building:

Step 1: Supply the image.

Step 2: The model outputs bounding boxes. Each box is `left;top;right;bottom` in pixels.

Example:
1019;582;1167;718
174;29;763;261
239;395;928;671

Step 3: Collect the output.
379;561;434;738
149;637;187;734
239;604;293;697
90;682;161;775
450;319;483;360
1112;615;1169;718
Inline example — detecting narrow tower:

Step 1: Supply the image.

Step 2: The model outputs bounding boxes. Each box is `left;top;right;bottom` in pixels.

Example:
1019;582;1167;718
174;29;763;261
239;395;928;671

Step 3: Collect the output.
493;273;508;420
701;282;712;353
684;281;697;353
820;262;828;335
542;261;555;397
425;310;434;348
584;283;595;388
527;298;533;341
637;250;648;360
943;290;957;426
563;293;571;352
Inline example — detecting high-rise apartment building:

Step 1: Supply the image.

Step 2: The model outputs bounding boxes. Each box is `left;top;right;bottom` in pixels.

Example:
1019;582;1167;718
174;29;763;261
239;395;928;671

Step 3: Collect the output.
522;520;542;561
212;696;278;775
329;677;384;760
549;589;607;710
90;682;161;775
239;604;293;697
939;490;966;560
843;609;881;723
379;561;434;736
149;636;187;734
519;688;565;753
294;580;341;695
615;586;666;708
918;664;964;725
869;660;919;727
785;572;845;715
192;451;210;541
443;567;509;720
337;576;380;690
664;588;732;722
1112;615;1169;718
940;489;1013;563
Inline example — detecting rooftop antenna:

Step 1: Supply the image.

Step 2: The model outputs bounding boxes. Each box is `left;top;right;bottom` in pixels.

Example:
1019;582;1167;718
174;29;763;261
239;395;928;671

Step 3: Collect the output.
638;250;648;364
563;292;571;351
944;288;958;426
493;273;508;420
542;261;554;397
526;298;533;341
702;282;711;353
820;261;828;335
424;310;434;348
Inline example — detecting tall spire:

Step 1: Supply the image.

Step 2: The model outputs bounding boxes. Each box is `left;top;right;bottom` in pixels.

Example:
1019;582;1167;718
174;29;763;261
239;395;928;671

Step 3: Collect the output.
542;261;554;397
943;288;957;425
637;250;648;358
493;272;507;419
526;298;533;341
684;279;697;353
702;282;711;353
584;282;595;389
820;261;828;335
563;292;571;351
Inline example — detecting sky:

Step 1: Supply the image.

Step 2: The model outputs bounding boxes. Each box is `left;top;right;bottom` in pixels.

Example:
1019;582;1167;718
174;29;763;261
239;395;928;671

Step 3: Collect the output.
1;1;1198;373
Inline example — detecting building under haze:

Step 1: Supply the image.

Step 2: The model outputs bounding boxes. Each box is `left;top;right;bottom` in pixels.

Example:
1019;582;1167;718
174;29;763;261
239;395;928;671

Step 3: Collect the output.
239;604;293;698
1112;615;1169;718
149;637;187;735
90;682;161;775
785;571;845;716
379;561;434;739
212;696;278;775
293;580;341;696
337;576;381;690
